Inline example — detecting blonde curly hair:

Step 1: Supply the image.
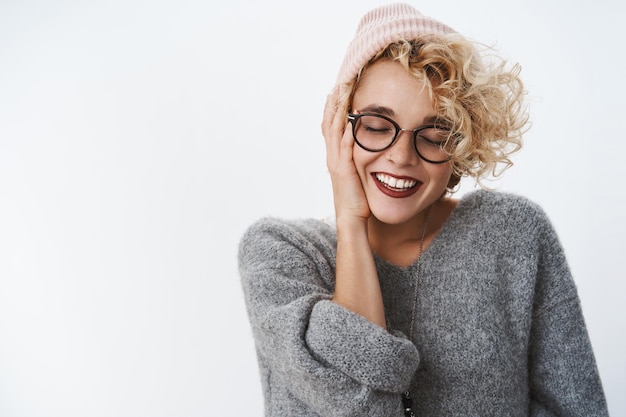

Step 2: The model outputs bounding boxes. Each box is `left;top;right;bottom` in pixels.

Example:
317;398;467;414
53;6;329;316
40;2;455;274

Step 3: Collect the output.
337;34;529;192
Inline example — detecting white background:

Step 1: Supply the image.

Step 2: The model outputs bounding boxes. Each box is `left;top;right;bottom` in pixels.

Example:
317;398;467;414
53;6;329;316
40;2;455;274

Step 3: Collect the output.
1;0;624;416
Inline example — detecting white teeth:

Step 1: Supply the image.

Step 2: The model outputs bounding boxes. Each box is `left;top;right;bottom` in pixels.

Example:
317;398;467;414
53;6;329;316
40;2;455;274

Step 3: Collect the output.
375;173;417;190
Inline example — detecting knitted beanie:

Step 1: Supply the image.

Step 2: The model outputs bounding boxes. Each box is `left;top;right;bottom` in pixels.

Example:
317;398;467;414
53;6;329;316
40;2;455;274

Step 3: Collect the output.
336;3;458;84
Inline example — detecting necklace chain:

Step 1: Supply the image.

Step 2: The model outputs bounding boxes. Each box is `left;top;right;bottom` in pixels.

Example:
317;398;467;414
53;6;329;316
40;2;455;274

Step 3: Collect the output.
401;205;432;417
409;205;431;342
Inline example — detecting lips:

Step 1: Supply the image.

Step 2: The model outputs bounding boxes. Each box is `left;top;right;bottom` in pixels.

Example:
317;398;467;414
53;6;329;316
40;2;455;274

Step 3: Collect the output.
372;172;421;198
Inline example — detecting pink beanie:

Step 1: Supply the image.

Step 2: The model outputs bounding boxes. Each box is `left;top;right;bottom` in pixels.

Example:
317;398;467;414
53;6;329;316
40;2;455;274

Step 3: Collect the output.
336;3;458;84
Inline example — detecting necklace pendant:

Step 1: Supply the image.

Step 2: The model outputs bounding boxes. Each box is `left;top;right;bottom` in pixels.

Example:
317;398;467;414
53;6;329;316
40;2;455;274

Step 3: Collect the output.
402;391;415;417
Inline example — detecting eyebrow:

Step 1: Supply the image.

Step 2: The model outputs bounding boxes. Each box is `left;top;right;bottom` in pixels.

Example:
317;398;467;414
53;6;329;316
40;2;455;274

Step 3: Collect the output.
359;104;396;117
357;104;438;125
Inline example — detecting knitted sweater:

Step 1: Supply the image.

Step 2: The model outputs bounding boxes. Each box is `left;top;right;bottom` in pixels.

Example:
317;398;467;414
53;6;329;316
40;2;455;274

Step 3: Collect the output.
238;190;608;416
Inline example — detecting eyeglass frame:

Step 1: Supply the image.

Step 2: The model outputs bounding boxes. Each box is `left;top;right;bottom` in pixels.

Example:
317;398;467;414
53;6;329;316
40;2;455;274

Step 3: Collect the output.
347;112;453;164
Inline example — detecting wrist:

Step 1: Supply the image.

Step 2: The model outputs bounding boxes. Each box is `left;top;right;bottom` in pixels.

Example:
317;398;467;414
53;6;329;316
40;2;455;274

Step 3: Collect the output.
335;215;369;239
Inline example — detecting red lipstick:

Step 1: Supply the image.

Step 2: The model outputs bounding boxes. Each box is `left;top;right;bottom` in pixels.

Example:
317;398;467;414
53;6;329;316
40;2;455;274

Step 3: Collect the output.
372;173;421;198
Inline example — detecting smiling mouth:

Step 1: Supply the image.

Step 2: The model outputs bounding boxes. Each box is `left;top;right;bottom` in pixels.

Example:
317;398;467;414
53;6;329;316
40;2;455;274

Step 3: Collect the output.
374;173;418;190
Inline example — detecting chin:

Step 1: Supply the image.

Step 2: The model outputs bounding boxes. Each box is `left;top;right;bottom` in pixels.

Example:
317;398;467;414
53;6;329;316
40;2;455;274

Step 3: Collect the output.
369;208;417;226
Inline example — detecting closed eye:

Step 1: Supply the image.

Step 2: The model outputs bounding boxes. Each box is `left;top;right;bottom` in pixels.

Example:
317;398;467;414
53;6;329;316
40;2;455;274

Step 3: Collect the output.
420;137;446;146
365;126;393;134
418;127;450;145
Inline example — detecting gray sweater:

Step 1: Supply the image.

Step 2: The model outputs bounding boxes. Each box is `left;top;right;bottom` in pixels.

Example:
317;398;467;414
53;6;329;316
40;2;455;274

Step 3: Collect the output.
238;190;608;416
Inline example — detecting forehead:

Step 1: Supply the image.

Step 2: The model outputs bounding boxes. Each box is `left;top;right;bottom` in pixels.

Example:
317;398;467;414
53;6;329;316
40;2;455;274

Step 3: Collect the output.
353;60;436;123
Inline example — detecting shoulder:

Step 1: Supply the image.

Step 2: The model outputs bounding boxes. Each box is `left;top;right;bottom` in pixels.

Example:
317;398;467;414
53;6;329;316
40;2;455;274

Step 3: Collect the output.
240;217;336;247
458;189;550;229
459;189;544;216
238;217;338;294
451;190;559;250
238;217;337;266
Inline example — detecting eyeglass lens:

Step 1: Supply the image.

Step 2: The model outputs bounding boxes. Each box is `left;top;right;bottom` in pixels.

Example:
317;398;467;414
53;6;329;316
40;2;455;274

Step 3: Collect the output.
352;114;451;163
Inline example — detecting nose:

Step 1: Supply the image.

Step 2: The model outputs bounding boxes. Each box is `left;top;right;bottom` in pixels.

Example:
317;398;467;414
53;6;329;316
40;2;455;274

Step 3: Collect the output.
386;129;418;166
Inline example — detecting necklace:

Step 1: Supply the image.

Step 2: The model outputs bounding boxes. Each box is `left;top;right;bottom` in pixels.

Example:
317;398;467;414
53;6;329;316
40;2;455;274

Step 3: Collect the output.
401;206;432;417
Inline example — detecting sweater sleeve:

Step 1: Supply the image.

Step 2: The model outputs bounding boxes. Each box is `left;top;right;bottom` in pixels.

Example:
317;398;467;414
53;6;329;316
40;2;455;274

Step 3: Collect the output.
527;208;608;416
238;218;419;416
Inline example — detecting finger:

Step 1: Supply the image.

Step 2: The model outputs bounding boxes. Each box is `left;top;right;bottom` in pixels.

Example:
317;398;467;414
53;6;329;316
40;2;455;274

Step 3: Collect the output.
338;119;355;161
323;86;345;164
322;86;339;137
327;92;350;155
331;86;348;132
331;86;352;152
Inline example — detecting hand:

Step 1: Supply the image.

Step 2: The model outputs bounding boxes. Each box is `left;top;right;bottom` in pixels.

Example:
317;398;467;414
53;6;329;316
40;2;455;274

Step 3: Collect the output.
321;87;370;223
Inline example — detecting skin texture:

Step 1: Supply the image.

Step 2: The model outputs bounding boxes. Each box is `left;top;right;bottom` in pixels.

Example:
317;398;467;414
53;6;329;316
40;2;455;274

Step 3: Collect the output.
322;60;457;327
352;60;453;228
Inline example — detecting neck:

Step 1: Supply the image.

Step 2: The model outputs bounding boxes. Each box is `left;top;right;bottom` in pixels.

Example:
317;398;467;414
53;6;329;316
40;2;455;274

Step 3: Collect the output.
367;197;457;267
368;205;432;248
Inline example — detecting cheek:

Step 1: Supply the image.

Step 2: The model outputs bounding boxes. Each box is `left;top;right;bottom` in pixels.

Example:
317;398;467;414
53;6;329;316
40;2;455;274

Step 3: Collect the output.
423;162;453;183
433;164;454;185
352;147;377;179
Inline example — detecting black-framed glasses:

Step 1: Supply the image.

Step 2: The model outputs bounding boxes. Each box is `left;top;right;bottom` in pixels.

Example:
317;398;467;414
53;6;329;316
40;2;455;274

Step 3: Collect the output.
347;113;453;164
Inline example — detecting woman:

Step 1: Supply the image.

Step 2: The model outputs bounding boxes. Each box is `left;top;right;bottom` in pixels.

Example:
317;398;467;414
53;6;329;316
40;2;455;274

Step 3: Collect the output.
239;3;608;416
